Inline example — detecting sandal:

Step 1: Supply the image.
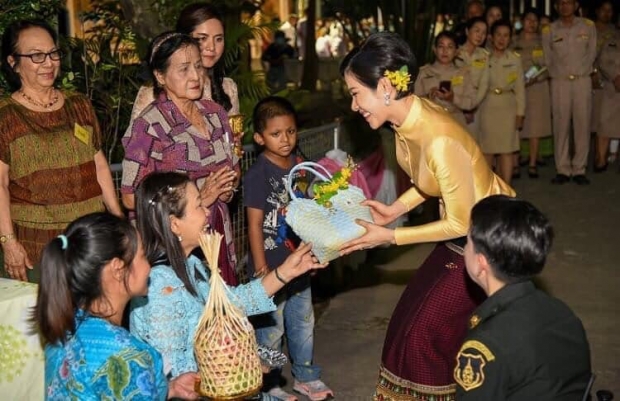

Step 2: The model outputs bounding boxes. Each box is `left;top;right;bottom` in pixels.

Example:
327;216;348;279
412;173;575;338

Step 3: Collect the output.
293;380;334;401
267;386;298;401
528;165;539;179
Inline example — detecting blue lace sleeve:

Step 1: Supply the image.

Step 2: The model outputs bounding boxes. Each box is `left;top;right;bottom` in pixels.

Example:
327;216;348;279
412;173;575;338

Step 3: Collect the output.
130;266;197;378
190;256;277;317
228;277;277;316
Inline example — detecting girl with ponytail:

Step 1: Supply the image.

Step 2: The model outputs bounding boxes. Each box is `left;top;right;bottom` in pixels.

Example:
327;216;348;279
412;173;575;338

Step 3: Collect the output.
34;212;199;400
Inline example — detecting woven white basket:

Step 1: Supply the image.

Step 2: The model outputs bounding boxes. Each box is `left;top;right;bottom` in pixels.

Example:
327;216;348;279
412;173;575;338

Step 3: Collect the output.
284;161;373;263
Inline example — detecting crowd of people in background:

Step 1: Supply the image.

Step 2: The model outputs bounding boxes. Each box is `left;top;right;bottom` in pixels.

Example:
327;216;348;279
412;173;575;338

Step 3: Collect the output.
263;0;620;187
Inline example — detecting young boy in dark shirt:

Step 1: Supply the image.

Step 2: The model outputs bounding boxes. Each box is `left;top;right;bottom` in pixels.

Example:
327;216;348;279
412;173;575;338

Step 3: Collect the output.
244;96;333;401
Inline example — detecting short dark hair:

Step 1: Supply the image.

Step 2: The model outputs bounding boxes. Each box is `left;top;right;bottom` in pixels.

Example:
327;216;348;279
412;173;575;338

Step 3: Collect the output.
33;213;139;345
252;95;298;134
175;2;232;112
434;31;458;48
522;7;542;20
466;16;488;31
147;32;199;96
135;172;200;297
1;19;58;91
469;195;554;283
490;18;513;36
340;32;417;100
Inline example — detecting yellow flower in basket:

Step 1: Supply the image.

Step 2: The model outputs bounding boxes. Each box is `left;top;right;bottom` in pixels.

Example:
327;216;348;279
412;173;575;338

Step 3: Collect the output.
285;160;374;263
193;231;262;400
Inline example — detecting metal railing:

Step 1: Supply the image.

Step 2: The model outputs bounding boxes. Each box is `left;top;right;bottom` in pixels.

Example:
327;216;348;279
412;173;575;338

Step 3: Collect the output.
110;121;350;277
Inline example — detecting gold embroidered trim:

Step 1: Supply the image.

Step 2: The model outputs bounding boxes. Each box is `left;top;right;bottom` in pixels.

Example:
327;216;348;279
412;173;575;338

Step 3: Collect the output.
374;365;456;401
445;241;464;255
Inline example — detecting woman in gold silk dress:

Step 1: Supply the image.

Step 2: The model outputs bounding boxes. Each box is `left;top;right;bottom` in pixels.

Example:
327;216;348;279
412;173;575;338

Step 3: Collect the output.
339;32;515;401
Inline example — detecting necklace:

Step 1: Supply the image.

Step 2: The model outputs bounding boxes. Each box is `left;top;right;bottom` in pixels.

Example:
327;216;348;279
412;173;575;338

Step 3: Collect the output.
19;89;59;109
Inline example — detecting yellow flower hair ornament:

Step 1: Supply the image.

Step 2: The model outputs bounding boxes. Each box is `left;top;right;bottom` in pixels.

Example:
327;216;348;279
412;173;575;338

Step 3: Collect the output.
384;65;411;93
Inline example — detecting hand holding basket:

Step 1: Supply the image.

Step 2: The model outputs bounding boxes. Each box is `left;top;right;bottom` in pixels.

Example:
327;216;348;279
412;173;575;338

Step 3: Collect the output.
284;161;374;263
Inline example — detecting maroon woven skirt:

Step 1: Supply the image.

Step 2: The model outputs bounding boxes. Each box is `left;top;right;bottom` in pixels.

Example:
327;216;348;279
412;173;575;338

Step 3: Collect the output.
374;241;485;401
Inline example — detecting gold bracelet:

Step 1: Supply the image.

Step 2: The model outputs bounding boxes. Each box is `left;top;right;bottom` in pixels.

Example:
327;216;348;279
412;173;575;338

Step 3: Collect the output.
0;233;15;244
274;267;288;285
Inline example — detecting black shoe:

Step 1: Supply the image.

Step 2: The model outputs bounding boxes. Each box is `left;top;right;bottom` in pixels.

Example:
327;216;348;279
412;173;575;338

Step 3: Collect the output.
512;166;521;179
593;163;608;173
528;166;539;179
551;174;570;184
572;175;590;185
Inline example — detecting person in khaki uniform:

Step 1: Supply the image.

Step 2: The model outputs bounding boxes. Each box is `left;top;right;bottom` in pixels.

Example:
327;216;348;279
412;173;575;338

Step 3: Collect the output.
455;17;490;144
415;31;478;127
594;30;620;171
592;0;617;171
542;0;597;185
480;20;526;186
591;1;615;136
514;8;552;178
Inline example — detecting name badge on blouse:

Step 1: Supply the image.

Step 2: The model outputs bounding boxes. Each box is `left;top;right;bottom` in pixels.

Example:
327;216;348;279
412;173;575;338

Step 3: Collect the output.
74;123;92;145
473;59;486;68
532;49;544;58
507;72;518;84
451;75;464;86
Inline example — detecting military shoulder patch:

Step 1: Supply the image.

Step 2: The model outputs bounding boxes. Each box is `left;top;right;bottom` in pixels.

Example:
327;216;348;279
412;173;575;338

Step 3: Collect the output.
454;340;495;391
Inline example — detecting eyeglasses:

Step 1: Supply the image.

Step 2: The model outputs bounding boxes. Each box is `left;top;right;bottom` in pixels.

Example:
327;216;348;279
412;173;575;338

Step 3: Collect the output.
13;50;63;64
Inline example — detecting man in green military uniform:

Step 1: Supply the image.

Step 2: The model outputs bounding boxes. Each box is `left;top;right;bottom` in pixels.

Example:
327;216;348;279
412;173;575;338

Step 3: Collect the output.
455;195;591;399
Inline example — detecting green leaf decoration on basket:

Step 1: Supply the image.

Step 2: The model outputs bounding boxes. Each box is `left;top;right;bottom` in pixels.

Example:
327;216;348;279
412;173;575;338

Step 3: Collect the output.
312;158;354;208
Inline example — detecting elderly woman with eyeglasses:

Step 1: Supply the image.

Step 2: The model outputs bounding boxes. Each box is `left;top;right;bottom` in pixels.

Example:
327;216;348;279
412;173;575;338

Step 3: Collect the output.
0;19;122;283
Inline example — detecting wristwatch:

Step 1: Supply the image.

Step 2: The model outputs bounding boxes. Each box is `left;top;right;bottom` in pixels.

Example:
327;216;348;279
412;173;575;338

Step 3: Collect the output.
0;233;15;244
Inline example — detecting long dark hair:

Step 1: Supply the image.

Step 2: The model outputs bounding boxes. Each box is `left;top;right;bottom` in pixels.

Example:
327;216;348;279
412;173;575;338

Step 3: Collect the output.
135;172;199;297
340;32;418;100
33;213;138;345
176;2;233;112
1;19;58;91
147;32;199;97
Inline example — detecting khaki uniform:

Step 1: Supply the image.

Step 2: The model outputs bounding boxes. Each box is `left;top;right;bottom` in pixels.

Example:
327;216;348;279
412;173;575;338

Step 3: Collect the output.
479;50;526;154
455;47;490;143
597;30;620;139
542;17;597;176
514;33;552;139
591;24;616;132
414;62;477;127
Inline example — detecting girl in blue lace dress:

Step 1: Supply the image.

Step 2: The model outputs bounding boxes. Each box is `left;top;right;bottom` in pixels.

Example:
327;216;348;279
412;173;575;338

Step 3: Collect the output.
34;213;199;400
129;172;325;394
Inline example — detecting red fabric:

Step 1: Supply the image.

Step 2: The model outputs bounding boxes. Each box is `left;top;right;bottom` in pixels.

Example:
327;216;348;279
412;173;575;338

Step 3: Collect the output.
315;157;372;199
381;243;486;386
209;200;238;286
356;147;386;199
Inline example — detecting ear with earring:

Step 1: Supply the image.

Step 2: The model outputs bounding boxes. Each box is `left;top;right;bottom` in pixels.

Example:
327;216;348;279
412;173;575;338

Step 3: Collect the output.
384;92;391;106
178;235;183;242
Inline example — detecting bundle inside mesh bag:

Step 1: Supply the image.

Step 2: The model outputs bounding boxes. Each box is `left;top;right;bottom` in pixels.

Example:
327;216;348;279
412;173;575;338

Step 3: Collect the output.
193;231;262;399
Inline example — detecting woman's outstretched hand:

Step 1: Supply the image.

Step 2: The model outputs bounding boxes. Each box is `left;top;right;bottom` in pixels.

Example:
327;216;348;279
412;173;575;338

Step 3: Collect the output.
363;199;407;227
279;242;328;281
339;220;396;256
